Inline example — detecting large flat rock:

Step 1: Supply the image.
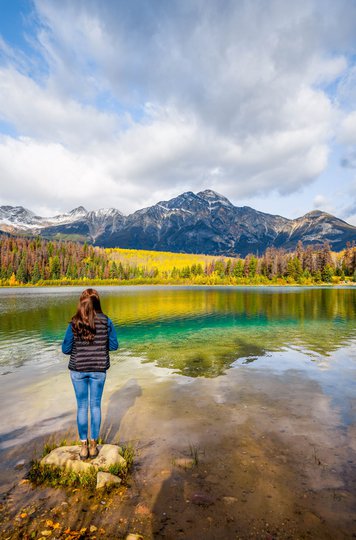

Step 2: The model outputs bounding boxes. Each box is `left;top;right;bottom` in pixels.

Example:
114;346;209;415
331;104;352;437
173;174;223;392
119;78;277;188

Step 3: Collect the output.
40;444;126;476
41;445;94;473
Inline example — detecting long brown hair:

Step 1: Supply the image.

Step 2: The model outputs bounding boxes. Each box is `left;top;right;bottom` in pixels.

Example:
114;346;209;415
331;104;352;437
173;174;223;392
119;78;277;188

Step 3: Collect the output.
71;288;103;342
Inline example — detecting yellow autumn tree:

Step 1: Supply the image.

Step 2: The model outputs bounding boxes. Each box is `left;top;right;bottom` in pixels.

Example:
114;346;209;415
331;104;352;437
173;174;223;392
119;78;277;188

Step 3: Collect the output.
9;272;18;286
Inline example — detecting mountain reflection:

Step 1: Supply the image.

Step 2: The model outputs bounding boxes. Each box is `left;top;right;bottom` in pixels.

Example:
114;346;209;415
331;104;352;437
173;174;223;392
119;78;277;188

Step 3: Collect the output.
0;287;355;377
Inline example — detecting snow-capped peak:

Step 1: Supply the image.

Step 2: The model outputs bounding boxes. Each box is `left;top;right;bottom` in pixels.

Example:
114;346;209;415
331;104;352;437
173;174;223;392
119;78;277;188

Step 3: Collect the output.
69;206;87;216
197;189;234;208
87;208;123;218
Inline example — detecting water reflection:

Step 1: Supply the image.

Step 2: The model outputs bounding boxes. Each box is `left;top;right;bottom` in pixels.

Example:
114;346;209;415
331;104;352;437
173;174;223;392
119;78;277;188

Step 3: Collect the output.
0;286;355;377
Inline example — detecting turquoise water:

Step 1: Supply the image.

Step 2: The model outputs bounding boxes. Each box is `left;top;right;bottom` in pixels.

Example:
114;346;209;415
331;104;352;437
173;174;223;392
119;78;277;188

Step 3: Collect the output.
0;285;355;373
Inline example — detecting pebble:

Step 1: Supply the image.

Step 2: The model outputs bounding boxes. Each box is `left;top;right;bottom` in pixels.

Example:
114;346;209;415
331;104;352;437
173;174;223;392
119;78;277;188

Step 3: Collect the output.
14;460;26;470
174;458;195;469
223;496;238;505
191;493;214;506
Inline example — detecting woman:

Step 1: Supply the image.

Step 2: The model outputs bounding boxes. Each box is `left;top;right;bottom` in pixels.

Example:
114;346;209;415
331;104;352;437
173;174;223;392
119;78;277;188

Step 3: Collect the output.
62;288;118;460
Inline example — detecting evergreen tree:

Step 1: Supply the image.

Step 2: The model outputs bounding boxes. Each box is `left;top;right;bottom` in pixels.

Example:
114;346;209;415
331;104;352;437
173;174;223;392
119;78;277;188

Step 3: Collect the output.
50;256;61;279
248;256;258;278
322;264;334;282
233;260;243;278
16;257;28;283
31;262;41;283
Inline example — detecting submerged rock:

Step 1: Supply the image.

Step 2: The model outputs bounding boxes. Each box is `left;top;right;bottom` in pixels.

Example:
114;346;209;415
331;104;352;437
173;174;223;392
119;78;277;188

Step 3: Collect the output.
96;471;121;489
174;457;195;469
191;492;214;506
223;496;238;505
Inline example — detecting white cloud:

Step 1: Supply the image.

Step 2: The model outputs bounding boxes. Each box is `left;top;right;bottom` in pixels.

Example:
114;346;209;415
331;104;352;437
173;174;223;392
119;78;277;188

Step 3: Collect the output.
339;111;356;145
0;0;355;215
313;194;335;213
0;67;119;149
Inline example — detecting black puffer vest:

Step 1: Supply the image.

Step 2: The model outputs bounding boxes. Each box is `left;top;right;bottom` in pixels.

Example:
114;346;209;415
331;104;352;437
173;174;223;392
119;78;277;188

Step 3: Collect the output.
68;313;110;372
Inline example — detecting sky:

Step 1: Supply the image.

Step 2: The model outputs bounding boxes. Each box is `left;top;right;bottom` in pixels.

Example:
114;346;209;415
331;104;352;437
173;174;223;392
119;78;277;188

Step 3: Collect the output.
0;0;356;223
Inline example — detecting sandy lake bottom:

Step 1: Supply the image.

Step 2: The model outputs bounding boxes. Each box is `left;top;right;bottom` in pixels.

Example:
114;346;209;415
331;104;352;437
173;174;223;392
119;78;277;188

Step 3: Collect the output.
0;352;355;539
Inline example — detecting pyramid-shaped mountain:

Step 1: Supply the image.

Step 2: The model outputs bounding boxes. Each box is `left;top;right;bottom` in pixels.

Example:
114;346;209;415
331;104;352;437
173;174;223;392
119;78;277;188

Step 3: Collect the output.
0;190;355;256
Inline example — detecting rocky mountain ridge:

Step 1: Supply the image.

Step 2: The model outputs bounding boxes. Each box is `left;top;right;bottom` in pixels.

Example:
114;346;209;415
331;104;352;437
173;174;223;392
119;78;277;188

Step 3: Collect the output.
1;189;355;256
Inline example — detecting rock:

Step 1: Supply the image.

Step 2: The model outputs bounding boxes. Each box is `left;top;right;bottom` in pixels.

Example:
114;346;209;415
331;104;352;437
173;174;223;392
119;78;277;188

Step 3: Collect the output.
191;492;214;506
69;460;95;474
96;472;121;489
41;447;94;474
223;496;238;505
14;459;26;470
91;444;126;470
174;458;195;469
40;444;125;475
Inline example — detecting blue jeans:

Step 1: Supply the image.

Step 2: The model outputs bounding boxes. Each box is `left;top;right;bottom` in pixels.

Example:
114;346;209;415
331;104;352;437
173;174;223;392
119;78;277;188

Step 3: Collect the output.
70;371;106;441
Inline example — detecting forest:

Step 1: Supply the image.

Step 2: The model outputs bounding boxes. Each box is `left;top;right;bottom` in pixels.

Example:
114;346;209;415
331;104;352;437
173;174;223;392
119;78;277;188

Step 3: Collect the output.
0;234;355;286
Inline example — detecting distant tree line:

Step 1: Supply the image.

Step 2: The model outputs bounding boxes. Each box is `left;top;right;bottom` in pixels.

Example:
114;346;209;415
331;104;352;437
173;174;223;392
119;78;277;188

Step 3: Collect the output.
0;235;355;286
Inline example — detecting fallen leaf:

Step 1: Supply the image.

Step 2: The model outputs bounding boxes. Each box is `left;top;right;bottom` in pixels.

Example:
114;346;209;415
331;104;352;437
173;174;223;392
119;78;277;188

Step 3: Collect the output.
80;528;87;534
53;522;61;529
135;504;151;516
20;512;28;519
46;520;54;527
41;531;53;537
89;525;97;533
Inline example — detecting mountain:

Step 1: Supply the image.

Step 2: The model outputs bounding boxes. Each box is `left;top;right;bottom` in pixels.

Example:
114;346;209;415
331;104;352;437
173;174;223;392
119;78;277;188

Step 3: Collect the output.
0;190;355;256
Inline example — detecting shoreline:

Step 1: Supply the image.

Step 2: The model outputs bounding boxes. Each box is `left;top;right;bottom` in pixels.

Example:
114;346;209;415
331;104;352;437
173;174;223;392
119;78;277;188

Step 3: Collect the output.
0;281;355;289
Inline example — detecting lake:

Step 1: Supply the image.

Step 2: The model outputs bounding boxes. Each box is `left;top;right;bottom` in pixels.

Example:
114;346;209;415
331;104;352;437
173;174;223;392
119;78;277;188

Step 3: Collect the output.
0;285;355;539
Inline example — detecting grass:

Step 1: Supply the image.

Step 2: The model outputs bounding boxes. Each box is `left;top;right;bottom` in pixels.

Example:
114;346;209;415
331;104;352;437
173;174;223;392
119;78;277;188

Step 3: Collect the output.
188;444;200;466
28;438;135;491
41;438;77;458
188;443;205;466
27;461;98;489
